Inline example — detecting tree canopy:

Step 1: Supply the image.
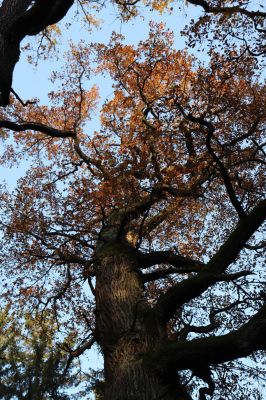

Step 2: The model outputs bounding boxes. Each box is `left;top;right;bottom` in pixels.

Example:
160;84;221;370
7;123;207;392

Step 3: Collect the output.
0;1;265;399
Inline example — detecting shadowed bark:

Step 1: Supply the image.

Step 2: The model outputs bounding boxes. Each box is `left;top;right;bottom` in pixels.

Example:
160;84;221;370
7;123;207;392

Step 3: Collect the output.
0;0;74;106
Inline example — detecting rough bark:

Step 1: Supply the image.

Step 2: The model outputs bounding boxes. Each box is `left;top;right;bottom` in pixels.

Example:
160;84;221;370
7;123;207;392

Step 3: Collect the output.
94;236;191;400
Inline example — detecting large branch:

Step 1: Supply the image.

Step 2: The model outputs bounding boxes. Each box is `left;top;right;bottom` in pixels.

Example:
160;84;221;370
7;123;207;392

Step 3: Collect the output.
0;0;74;106
155;199;266;323
146;304;266;371
138;250;204;270
0;1;32;28
0;119;75;138
0;119;110;175
187;0;266;19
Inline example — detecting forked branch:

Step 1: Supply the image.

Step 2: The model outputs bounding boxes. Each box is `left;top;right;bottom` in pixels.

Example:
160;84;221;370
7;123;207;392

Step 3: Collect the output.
155;199;266;323
146;304;266;371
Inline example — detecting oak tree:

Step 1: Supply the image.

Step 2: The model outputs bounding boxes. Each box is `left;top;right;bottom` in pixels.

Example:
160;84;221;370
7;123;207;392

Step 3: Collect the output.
0;1;265;400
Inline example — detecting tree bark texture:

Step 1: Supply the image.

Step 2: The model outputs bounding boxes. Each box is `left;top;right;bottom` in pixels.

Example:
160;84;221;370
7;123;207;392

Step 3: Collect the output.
95;240;191;400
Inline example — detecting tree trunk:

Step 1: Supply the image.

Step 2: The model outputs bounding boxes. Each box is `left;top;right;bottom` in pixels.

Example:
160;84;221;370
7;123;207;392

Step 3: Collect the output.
95;239;191;400
0;34;20;106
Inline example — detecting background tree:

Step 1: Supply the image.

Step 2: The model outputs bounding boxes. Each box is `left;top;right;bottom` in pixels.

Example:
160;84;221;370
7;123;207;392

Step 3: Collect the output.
0;307;89;399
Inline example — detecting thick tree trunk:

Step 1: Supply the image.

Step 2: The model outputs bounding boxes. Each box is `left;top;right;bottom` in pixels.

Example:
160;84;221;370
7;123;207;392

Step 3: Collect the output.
95;239;190;400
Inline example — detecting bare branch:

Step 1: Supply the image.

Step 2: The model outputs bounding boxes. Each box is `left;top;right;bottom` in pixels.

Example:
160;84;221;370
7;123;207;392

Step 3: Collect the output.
186;0;266;19
138;250;204;271
205;128;246;220
142;267;199;283
0;119;75;138
177;104;246;219
60;335;95;381
179;321;219;341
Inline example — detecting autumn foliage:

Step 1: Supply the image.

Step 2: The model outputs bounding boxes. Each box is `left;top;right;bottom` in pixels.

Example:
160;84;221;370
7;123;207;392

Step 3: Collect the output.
0;1;265;399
